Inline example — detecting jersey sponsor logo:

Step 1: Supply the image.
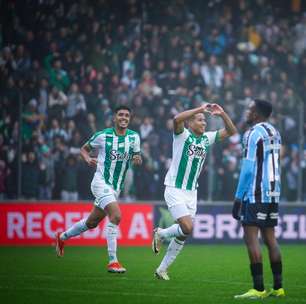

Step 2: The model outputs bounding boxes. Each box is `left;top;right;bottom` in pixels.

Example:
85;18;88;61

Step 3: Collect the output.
187;144;207;158
109;150;131;161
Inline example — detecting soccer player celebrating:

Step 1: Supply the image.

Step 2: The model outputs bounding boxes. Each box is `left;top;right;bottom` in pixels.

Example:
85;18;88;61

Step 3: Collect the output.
55;105;142;273
232;99;285;299
152;103;237;280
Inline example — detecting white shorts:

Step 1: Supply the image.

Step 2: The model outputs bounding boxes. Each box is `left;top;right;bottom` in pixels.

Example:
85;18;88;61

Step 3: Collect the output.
91;174;120;210
164;186;197;220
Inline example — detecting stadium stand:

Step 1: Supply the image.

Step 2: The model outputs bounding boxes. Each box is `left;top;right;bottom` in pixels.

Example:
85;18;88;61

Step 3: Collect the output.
0;0;305;201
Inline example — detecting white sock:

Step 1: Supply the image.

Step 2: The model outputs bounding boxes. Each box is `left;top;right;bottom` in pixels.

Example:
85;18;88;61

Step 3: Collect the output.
106;222;118;263
157;238;185;272
60;219;88;240
158;224;186;239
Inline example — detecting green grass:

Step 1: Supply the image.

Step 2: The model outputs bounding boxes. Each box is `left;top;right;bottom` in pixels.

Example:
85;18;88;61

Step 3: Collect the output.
0;245;306;304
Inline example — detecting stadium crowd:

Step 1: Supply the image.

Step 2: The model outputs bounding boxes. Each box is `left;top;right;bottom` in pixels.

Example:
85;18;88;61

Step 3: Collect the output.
0;0;306;201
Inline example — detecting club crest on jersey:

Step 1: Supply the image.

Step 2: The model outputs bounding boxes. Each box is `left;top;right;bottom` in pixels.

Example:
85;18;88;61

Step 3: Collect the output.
109;150;130;161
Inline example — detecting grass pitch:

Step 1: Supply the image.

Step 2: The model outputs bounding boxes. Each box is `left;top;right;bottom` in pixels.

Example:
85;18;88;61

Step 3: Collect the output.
0;245;305;304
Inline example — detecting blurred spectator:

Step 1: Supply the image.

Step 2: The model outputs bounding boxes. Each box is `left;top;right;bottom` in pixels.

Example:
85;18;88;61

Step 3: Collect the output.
47;118;68;144
44;52;70;91
201;55;224;92
140;117;154;140
48;86;68;121
21;151;40;199
66;83;87;120
38;145;54;200
203;28;227;56
0;160;9;200
60;155;79;201
22;99;44;141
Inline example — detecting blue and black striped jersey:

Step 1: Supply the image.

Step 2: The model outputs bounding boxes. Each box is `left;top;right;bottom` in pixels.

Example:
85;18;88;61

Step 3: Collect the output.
235;122;281;203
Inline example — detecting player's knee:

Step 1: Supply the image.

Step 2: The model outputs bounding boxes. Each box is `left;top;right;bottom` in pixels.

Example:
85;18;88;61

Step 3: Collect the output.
180;222;193;235
109;212;121;225
86;219;99;229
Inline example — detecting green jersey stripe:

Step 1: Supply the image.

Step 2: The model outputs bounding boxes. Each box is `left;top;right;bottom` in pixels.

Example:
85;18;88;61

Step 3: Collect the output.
104;135;113;183
186;157;200;190
119;138;134;190
112;136;125;189
215;130;220;142
175;135;191;188
194;156;206;188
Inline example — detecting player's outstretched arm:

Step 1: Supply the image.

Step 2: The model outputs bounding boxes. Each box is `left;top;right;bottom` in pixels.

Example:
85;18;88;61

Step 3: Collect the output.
173;104;211;134
80;144;98;167
210;104;237;141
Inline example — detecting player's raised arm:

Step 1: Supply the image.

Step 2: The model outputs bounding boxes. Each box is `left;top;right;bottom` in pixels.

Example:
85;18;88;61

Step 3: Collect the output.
173;104;211;134
210;103;237;141
80;143;98;167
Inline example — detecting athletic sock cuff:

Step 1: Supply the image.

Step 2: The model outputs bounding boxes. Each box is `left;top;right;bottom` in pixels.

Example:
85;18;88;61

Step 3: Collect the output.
174;238;185;245
177;225;187;237
107;222;118;228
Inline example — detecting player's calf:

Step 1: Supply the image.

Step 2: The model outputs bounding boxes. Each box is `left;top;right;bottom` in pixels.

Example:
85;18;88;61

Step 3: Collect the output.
55;232;65;257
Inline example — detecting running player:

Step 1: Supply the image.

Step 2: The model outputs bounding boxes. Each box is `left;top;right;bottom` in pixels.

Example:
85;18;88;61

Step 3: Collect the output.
232;99;285;299
55;105;142;273
152;103;237;280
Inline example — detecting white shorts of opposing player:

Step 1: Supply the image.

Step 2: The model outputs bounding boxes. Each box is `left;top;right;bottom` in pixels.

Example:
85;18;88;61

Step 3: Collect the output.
91;174;120;209
164;186;197;220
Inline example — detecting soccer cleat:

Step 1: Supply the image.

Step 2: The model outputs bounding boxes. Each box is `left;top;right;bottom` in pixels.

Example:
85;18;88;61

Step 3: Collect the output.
107;262;126;273
234;289;268;299
55;232;65;257
267;288;285;297
152;228;162;254
155;269;170;281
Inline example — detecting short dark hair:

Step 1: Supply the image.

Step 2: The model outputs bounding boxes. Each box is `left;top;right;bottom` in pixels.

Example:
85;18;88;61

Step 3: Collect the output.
114;105;131;113
254;99;272;118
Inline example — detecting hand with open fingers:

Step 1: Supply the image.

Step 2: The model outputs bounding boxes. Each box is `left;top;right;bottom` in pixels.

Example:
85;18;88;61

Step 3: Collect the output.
210;103;225;116
232;199;242;220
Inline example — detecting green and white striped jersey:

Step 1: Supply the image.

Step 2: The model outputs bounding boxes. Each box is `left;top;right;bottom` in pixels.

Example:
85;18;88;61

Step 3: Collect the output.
86;128;140;191
165;128;219;190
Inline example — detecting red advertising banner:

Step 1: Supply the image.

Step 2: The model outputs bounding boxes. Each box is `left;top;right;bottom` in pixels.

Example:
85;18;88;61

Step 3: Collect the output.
0;203;153;246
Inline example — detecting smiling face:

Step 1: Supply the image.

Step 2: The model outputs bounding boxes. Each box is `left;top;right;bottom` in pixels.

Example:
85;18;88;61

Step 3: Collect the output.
189;113;207;136
114;109;131;130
